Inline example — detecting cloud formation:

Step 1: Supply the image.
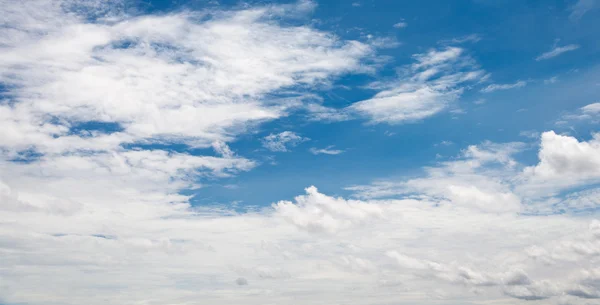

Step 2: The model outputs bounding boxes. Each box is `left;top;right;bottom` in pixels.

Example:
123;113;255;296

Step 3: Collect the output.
309;145;344;155
481;80;527;93
0;1;599;305
1;130;600;305
349;47;485;124
262;131;309;152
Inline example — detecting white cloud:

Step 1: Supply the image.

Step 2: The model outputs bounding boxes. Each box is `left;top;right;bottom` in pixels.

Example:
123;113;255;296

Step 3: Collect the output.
519;130;540;139
519;131;600;195
544;76;559;84
349;130;600;210
273;186;383;234
0;0;374;155
1;142;600;305
349;47;485;124
309;145;344;155
582;102;600;115
347;140;525;213
262;131;309;152
558;102;600;123
393;21;407;29
0;1;599;305
304;103;352;122
536;44;580;61
569;0;599;20
439;34;482;45
481;80;527;93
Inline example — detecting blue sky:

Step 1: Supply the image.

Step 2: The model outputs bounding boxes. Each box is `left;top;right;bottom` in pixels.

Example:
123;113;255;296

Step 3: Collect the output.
1;0;600;305
184;0;600;208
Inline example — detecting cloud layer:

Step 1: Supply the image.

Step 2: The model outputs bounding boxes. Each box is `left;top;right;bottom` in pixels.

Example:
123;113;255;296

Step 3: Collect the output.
0;1;599;305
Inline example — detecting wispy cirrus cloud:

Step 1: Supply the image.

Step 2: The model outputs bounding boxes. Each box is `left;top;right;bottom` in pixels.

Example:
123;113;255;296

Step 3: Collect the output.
569;0;599;20
349;47;486;124
535;44;580;61
557;102;600;124
309;145;344;155
481;80;527;93
439;34;481;45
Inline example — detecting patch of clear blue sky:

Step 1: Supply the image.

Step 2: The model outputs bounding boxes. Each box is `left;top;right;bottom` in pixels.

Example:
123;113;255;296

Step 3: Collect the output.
79;0;600;207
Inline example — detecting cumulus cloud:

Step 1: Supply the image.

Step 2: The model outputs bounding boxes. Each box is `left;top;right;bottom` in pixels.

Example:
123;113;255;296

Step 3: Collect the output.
349;47;485;124
273;186;383;233
262;131;309;152
520;131;600;195
349;130;600;214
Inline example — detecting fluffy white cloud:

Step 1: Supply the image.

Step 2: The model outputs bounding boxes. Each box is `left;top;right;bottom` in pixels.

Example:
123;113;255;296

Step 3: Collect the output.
520;131;600;195
273;186;383;233
349;47;485;124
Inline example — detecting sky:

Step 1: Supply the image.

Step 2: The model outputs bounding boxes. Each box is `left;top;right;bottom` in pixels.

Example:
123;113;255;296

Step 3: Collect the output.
0;0;600;304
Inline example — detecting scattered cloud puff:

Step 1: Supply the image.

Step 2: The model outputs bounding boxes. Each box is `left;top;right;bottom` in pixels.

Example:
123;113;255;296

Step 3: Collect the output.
544;76;559;84
309;145;344;155
273;186;383;234
536;44;580;61
481;80;527;93
262;131;309;152
393;21;407;29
